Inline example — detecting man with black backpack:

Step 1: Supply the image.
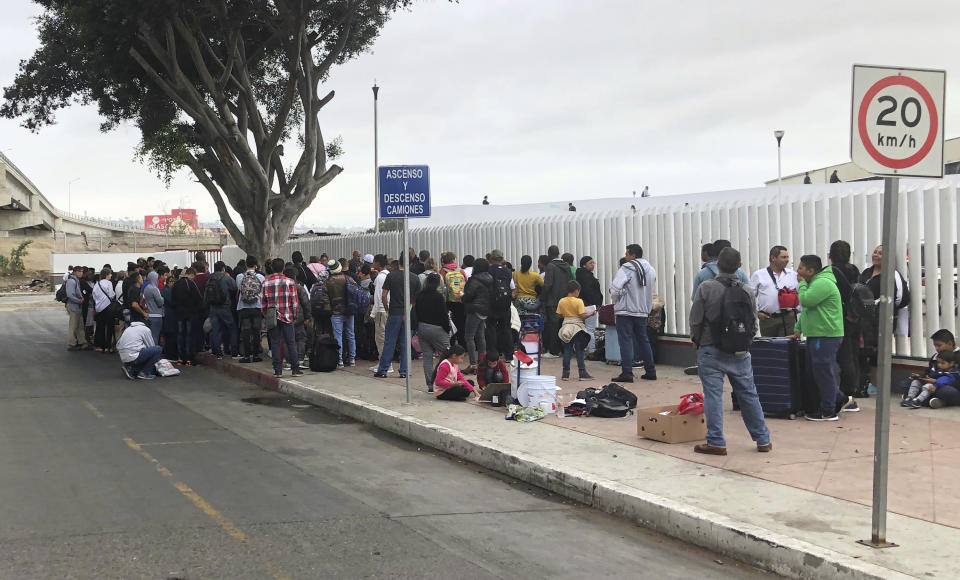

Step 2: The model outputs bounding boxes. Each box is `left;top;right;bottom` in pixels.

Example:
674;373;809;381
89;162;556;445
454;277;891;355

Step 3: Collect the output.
486;249;516;363
323;259;363;368
689;247;771;456
205;261;238;359
829;240;868;398
235;256;265;363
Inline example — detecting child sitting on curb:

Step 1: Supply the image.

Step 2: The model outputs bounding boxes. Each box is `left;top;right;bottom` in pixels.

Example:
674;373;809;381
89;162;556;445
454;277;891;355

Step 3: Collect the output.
901;329;960;409
433;345;477;401
903;350;959;408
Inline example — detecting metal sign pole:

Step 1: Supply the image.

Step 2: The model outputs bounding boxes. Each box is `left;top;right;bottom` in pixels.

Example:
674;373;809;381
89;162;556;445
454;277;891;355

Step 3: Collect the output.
859;176;899;549
402;216;412;404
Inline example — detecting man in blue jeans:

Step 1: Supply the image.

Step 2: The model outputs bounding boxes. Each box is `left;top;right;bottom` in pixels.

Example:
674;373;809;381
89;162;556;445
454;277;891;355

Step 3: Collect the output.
374;257;421;379
117;320;163;379
205;261;239;359
609;244;658;382
792;254;857;421
689;247;771;455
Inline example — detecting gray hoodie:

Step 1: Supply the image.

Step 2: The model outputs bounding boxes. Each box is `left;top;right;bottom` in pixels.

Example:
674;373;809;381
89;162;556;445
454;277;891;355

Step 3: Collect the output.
143;272;164;318
609;258;657;318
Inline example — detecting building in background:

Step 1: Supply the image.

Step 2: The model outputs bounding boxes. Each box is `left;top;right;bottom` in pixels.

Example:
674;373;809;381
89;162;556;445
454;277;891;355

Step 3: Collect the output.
766;136;960;186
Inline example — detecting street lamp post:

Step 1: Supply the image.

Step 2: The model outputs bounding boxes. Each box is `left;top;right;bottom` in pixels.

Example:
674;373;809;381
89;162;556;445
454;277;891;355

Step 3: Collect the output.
68;177;81;215
373;82;380;234
774;130;784;202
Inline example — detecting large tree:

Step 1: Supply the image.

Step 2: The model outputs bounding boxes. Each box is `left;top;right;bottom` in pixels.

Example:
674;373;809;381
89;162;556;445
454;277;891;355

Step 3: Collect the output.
3;0;411;259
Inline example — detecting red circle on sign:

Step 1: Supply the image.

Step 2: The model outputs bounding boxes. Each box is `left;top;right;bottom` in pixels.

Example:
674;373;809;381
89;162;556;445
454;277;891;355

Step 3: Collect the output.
857;75;939;170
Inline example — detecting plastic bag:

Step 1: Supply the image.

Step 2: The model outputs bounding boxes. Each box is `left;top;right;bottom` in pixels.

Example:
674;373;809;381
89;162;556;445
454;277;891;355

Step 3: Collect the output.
677;392;704;415
505;404;545;422
155;359;181;377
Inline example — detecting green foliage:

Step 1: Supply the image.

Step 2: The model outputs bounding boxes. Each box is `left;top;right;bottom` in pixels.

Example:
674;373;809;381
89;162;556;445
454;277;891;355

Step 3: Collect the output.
2;0;423;257
0;240;32;275
366;218;405;233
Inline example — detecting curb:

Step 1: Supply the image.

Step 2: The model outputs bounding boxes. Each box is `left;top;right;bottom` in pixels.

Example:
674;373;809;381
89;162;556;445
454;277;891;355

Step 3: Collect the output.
203;356;911;580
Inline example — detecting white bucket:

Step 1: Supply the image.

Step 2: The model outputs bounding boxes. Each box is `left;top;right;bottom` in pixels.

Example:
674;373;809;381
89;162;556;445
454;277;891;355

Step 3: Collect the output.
510;363;538;399
518;375;559;412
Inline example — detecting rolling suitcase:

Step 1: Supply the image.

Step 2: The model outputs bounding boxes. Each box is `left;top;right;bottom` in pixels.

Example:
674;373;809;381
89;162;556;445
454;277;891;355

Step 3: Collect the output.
736;338;818;419
604;324;621;365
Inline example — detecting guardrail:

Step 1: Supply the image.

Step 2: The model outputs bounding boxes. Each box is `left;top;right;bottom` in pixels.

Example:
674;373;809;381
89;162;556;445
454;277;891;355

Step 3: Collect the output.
223;175;960;358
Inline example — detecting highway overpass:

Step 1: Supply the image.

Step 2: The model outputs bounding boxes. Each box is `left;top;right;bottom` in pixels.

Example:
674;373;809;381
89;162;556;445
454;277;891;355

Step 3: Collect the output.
0;151;165;238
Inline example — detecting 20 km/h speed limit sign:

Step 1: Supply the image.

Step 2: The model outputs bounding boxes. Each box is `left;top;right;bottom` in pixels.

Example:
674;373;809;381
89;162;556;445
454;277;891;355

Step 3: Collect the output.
851;65;945;177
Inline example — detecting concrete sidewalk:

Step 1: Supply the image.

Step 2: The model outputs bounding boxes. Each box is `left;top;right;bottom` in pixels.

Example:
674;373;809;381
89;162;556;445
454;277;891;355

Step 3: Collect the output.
200;353;959;579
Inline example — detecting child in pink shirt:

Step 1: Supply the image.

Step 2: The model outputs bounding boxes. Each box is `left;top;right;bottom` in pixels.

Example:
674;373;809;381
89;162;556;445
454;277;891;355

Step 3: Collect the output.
434;345;476;401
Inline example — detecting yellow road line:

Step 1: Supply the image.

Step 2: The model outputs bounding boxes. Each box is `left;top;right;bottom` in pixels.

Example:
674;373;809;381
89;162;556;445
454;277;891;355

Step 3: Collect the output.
83;401;105;419
82;402;290;580
123;437;252;544
137;439;231;447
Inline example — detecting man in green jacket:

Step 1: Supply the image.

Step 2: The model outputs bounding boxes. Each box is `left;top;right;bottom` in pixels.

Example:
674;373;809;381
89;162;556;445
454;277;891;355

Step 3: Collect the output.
792;254;858;421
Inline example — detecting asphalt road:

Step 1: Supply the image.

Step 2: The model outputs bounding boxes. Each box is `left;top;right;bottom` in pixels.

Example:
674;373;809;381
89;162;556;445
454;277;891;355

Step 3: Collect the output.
0;309;771;579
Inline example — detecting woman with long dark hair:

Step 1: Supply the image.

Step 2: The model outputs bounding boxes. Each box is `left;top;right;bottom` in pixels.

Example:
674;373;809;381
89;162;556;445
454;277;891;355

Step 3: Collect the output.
414;273;450;391
92;267;116;352
575;256;603;354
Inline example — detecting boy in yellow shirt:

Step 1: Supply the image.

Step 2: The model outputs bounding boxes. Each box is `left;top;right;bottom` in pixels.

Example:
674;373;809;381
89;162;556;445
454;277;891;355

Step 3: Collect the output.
557;280;596;381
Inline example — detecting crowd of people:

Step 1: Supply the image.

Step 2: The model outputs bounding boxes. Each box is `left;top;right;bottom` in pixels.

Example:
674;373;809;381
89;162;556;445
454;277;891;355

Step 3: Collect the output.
58;237;951;425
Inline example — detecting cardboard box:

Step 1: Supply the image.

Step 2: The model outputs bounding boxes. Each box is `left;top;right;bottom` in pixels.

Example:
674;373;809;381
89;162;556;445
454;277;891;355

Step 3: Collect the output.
636;405;706;443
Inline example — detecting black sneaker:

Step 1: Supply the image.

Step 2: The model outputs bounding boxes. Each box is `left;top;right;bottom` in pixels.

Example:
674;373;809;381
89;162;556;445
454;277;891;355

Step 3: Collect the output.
683;366;698;376
578;372;594;381
640;373;657;381
561;371;570;381
805;410;839;422
252;356;264;363
900;399;914;408
611;374;634;383
840;396;860;413
121;364;134;380
238;357;252;363
907;399;924;409
373;372;387;378
632;361;645;369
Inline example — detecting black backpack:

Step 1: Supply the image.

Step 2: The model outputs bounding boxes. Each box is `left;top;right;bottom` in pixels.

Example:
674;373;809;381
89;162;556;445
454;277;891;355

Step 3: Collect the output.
55;281;69;303
710;277;756;354
895;271;911;310
577;384;637;418
203;276;228;306
490;266;513;310
309;334;340;372
854;283;879;347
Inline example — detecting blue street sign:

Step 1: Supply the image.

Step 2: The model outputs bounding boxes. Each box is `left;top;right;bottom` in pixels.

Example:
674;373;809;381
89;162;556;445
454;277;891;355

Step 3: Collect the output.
379;165;431;219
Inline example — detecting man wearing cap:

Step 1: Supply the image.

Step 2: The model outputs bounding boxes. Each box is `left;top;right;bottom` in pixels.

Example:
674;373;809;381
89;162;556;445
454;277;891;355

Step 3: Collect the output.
323;259;357;367
65;265;88;350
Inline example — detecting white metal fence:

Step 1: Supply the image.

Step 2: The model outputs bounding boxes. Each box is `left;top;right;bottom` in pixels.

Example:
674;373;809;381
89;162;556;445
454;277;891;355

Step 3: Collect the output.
223;176;960;358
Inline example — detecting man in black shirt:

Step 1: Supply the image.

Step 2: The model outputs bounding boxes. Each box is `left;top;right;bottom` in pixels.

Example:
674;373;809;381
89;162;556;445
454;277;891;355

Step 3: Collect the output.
374;257;421;378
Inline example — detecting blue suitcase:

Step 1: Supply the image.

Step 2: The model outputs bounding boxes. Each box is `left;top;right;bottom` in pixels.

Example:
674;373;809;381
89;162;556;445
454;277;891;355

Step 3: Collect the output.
604;325;621;365
735;338;818;419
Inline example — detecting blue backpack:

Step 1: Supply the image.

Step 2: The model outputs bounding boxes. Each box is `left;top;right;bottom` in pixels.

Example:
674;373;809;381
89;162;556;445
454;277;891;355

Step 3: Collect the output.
345;280;371;316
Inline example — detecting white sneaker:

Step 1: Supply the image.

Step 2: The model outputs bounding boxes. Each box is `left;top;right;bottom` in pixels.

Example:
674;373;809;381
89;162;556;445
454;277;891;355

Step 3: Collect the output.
542;353;558;359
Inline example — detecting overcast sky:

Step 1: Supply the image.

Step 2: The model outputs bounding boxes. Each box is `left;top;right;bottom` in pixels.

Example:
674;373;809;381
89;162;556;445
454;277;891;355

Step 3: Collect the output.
2;0;960;229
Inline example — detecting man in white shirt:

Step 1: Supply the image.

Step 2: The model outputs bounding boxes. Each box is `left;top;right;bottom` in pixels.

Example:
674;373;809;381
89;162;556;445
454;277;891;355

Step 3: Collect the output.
369;255;393;372
750;245;799;337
